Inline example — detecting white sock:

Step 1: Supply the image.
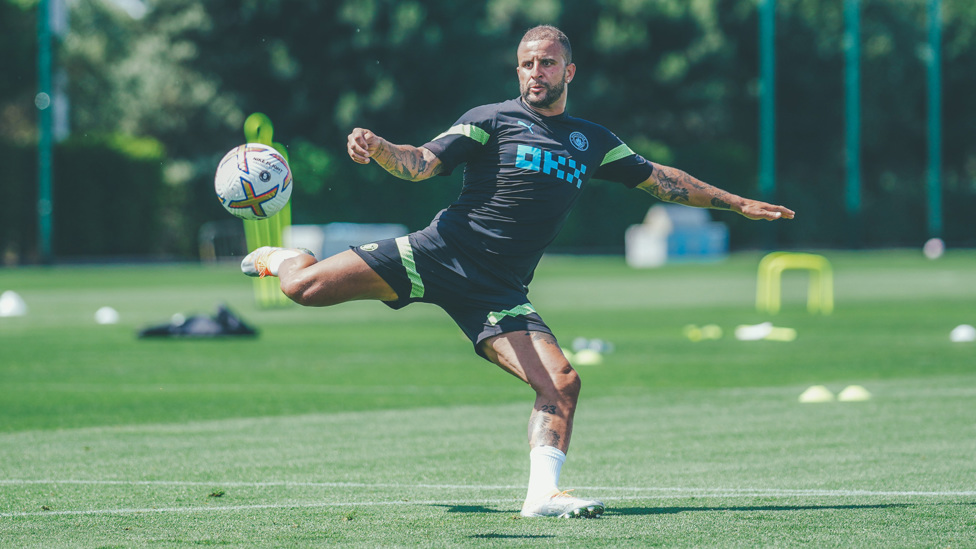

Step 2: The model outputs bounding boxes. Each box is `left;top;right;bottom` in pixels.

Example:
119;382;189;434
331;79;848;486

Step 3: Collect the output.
267;248;303;276
524;446;566;504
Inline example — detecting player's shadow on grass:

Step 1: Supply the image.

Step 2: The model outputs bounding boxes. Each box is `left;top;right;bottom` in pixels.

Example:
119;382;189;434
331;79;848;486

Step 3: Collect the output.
431;504;509;514
470;533;555;540
612;502;920;516
432;505;557;539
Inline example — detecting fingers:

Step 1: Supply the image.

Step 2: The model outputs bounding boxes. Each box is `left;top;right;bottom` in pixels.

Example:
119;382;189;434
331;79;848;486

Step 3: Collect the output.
740;200;795;221
347;128;374;164
766;204;795;220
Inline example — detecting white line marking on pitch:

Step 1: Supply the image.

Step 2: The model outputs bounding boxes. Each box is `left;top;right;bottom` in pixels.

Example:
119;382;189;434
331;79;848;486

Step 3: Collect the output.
2;479;975;498
0;479;524;490
0;499;515;518
2;479;975;518
1;489;972;519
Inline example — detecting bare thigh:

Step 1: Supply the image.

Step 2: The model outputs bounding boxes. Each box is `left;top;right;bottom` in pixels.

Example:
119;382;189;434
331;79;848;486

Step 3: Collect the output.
279;249;398;306
480;330;570;386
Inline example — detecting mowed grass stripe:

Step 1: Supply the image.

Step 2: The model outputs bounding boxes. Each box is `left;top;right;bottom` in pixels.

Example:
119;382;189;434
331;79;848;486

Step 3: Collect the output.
0;498;520;519
4;492;974;520
4;478;976;498
2;252;975;547
2;382;974;516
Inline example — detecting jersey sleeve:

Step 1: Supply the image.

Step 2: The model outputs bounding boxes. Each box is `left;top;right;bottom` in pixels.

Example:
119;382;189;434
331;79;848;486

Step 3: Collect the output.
592;138;655;188
422;104;497;176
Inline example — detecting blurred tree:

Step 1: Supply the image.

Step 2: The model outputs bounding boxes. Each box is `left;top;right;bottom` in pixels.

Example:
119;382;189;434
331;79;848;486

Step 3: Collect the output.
0;0;39;145
5;0;975;259
940;0;976;245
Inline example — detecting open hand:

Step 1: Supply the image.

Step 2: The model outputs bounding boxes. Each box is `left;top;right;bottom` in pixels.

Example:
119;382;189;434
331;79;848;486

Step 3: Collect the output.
737;200;795;221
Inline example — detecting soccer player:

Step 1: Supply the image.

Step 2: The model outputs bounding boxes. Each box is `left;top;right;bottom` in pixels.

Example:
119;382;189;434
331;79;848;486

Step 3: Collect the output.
242;25;794;518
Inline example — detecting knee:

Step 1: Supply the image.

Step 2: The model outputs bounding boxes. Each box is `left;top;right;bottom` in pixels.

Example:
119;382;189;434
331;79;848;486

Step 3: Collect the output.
279;279;308;306
279;276;333;307
561;366;582;402
545;362;581;404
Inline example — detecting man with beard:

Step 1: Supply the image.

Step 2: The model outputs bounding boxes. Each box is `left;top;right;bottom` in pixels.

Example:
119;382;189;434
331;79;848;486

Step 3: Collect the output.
242;25;794;518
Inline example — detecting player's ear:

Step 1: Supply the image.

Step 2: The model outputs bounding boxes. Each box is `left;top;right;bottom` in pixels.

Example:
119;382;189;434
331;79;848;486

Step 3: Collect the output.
565;62;576;83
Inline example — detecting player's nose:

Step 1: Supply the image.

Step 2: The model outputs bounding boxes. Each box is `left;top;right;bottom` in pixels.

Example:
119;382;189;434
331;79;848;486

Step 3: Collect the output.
529;61;545;78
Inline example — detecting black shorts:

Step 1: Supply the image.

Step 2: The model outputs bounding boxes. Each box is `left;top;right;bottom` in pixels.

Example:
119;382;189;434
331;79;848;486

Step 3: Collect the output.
351;224;553;358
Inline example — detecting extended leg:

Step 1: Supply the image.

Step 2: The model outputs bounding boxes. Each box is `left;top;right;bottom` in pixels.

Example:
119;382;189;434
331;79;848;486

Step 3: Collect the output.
480;331;603;518
242;247;397;306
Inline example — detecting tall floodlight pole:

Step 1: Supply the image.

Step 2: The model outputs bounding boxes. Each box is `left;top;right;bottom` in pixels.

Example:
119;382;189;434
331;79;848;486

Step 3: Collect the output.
758;0;775;207
37;0;54;263
926;0;943;238
844;0;862;246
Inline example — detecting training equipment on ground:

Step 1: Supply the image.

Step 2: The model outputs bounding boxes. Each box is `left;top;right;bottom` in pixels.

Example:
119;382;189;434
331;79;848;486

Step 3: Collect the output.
838;385;872;402
94;306;119;325
520;490;605;519
572;349;603;366
950;324;976;343
683;323;724;342
799;385;835;403
734;322;797;342
0;290;27;317
756;252;834;315
239;112;294;308
215;143;293;220
137;304;257;338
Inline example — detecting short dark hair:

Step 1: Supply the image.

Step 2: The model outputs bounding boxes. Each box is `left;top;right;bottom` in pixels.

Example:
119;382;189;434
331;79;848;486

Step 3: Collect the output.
519;25;572;64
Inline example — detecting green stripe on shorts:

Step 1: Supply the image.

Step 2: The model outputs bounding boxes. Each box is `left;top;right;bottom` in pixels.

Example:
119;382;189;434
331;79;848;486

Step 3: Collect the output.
395;236;425;298
487;303;537;326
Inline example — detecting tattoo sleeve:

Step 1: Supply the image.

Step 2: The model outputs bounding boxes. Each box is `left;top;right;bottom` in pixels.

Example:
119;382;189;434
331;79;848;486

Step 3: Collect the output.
639;163;738;211
528;409;561;448
373;144;442;182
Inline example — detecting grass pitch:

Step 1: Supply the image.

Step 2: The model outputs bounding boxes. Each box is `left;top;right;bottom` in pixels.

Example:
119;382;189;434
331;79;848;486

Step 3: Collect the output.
1;250;974;547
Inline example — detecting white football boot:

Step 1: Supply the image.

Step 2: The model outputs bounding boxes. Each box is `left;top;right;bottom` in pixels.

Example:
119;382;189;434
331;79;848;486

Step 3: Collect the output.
241;246;314;278
520;490;605;518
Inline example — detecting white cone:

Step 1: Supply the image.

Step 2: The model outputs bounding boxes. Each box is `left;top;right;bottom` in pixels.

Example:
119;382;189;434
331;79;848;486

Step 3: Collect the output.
949;324;976;343
799;385;835;403
838;385;871;402
0;291;27;317
735;322;773;341
95;306;120;325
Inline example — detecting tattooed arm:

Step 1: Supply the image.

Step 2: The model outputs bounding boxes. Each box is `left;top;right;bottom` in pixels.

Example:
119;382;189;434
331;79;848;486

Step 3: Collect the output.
637;163;795;221
347;127;443;182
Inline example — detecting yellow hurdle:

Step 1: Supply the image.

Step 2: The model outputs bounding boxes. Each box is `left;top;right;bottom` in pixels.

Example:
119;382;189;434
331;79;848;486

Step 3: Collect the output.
243;204;292;308
243;112;293;308
756;252;834;314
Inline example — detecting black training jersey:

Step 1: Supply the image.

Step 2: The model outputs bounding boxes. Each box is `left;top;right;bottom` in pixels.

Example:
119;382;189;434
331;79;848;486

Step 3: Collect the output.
422;97;655;289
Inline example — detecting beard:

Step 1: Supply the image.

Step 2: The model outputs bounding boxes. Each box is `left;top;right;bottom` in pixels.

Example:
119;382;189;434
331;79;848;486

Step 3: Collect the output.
521;75;566;109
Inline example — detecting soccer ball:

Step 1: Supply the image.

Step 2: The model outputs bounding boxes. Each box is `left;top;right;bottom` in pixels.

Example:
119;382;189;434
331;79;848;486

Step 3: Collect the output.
214;143;292;220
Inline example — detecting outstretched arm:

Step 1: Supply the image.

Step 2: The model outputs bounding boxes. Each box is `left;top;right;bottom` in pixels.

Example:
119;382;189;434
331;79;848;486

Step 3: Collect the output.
637;163;795;221
347;127;443;182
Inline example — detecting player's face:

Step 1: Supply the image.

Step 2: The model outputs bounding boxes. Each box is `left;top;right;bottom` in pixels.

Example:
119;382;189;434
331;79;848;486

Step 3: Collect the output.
516;39;576;114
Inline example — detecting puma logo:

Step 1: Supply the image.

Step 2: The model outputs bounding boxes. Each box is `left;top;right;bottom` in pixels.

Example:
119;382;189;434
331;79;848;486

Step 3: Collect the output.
517;121;535;134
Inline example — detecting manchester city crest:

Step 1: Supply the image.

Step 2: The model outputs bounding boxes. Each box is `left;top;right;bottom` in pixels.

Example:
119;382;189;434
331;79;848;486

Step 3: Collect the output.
569;131;589;151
